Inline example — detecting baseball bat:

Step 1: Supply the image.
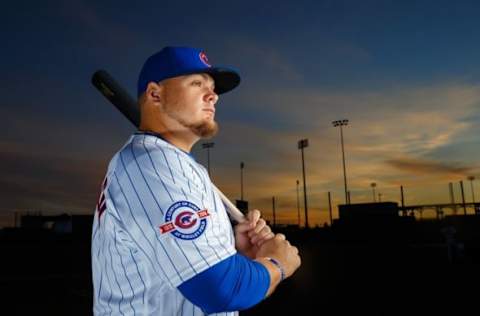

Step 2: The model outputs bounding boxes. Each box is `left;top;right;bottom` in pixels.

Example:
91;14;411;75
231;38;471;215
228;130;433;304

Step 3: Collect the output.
91;70;246;223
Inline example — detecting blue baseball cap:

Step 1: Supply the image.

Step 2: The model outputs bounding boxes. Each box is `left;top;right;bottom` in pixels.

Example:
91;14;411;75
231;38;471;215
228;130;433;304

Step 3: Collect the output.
137;46;241;97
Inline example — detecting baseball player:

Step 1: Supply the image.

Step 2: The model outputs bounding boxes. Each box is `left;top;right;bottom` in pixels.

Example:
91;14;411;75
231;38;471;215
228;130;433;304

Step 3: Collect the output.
91;46;301;315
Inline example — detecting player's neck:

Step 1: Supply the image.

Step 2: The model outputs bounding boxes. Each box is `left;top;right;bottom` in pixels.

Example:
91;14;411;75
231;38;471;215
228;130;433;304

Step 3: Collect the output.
162;132;198;152
139;107;200;152
138;125;198;153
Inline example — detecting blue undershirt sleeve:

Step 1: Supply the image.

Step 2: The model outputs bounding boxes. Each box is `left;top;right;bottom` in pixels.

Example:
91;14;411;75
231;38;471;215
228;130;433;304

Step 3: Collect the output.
178;253;270;314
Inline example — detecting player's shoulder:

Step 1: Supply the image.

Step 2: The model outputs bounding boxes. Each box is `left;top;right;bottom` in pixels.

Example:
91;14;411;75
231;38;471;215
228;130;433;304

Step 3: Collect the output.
113;133;192;172
103;134;151;176
114;132;170;160
108;132;207;183
130;132;176;154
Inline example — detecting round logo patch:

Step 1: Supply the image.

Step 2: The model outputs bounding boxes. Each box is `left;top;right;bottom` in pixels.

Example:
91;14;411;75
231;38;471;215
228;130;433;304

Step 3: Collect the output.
159;201;210;240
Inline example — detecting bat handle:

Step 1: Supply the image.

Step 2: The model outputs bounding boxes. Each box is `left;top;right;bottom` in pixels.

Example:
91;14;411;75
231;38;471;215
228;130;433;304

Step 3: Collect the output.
212;184;246;223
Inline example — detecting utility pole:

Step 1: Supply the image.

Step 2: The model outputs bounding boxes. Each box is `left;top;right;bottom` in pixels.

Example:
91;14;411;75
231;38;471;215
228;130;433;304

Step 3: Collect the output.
468;175;476;204
202;142;215;177
296;180;301;227
460;181;467;215
328;191;333;226
449;182;457;215
272;196;276;228
400;185;405;207
371;182;377;202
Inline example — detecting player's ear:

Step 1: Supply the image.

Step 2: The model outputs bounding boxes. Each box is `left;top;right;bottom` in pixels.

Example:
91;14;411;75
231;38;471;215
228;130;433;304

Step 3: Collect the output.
146;82;163;104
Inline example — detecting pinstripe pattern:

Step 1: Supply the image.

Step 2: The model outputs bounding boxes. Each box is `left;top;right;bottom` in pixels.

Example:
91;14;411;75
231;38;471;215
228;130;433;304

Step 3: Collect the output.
113;226;136;315
92;134;238;315
111;172;174;286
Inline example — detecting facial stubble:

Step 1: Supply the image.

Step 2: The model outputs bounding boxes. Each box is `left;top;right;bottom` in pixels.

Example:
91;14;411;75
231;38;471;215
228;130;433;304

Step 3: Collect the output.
163;103;219;139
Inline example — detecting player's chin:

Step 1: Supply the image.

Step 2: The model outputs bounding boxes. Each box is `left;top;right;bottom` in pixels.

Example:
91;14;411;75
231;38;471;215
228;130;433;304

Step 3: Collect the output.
192;120;218;138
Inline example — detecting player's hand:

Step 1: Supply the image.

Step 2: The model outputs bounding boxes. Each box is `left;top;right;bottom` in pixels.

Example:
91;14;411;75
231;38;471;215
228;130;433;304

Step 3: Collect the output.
256;233;301;280
235;209;274;259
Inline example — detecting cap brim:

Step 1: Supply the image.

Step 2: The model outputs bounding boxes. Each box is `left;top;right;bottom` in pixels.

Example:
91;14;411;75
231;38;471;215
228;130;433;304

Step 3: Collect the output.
205;67;241;95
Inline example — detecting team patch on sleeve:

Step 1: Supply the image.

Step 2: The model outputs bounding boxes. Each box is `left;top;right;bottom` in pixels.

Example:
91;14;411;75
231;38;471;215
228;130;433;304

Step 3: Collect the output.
159;201;210;240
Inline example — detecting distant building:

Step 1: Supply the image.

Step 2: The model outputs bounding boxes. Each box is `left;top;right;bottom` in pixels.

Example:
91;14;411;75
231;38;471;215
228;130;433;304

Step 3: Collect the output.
338;202;400;224
20;214;93;235
333;202;417;242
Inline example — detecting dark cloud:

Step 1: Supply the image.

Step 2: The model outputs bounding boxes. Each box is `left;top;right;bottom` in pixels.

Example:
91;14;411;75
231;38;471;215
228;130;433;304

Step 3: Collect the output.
0;147;106;213
386;158;474;176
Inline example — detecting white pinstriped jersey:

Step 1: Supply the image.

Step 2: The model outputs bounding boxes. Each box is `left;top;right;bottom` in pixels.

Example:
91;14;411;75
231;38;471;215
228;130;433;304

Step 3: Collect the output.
92;133;237;315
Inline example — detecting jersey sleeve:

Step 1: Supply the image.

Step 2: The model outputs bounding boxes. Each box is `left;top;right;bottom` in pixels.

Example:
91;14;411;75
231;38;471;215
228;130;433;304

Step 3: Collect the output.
106;136;236;288
178;253;270;313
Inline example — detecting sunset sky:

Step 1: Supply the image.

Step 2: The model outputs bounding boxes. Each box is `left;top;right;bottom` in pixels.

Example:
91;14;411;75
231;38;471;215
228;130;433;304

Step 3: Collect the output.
2;0;480;227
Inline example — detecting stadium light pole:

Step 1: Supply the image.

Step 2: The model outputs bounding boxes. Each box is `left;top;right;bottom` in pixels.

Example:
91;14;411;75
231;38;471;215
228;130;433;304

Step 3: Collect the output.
332;119;349;204
298;138;309;228
202;142;215;177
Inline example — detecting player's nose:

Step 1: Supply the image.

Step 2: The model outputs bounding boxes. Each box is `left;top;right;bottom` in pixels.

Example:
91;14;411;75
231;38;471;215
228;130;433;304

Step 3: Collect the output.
204;88;218;105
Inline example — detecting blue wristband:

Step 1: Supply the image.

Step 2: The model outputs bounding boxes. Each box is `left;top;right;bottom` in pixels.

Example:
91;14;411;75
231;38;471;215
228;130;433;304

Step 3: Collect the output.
265;257;285;281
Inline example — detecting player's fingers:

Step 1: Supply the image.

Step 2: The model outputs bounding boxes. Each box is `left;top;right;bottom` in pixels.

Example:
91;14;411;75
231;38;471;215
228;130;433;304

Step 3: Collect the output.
254;219;267;234
248;222;272;238
292;246;299;254
248;219;267;237
234;221;253;233
251;227;273;244
247;209;261;224
276;233;286;241
256;232;275;246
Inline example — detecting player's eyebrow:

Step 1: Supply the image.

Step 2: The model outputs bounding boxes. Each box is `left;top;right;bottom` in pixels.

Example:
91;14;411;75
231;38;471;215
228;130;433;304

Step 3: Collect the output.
198;73;215;88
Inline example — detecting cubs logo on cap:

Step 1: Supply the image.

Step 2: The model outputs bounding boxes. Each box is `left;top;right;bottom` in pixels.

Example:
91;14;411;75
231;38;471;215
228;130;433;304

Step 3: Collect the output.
160;201;210;240
199;51;211;67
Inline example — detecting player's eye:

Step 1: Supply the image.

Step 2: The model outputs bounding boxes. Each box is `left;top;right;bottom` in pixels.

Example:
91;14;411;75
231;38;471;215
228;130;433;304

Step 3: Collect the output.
191;80;202;86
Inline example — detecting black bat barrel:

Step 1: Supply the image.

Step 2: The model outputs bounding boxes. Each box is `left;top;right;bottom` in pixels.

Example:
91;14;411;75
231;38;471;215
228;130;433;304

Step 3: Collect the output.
91;70;140;127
